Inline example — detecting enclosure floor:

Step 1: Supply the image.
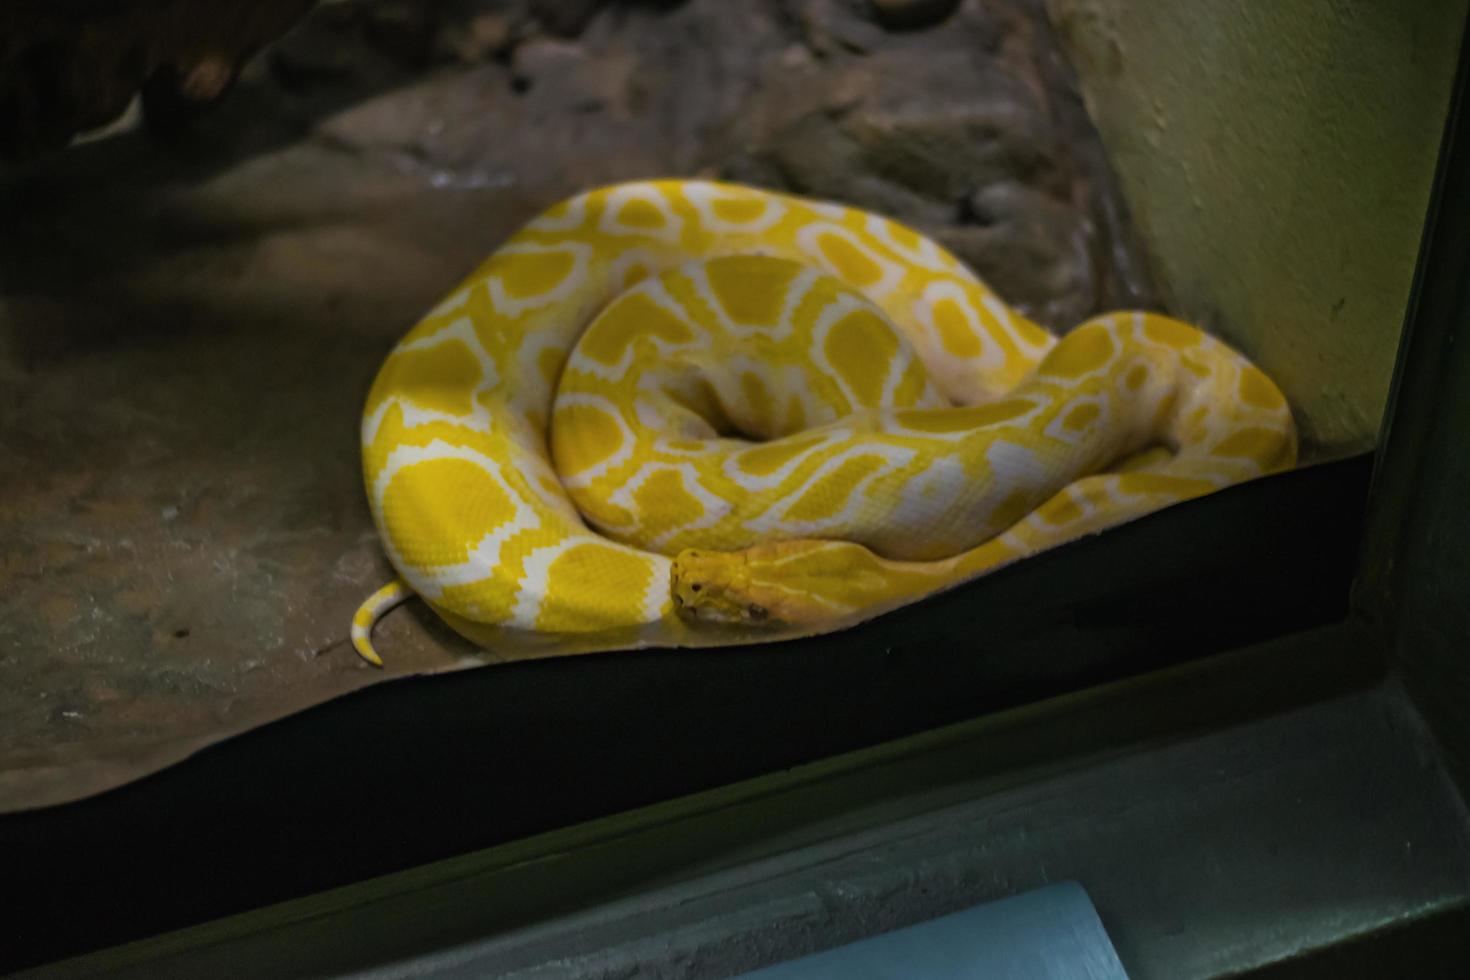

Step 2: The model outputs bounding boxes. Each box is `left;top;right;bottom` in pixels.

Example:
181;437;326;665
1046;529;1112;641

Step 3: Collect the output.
0;0;1153;810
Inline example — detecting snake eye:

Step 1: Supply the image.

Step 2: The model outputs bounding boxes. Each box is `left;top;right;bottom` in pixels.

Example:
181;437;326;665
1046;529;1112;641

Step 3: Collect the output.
691;583;701;592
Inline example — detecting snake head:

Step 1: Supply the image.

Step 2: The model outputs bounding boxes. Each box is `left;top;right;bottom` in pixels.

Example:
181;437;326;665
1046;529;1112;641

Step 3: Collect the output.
670;549;778;626
671;544;849;629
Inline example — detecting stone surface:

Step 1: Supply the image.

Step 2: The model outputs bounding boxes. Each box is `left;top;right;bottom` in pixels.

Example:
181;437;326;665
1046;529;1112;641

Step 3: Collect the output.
0;0;1154;811
442;13;519;64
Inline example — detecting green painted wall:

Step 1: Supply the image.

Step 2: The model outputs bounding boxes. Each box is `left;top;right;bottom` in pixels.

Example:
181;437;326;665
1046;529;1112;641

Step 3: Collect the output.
1047;0;1466;455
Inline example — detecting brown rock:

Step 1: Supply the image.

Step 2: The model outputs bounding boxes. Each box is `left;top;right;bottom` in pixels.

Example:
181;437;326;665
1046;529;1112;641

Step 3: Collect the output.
179;55;239;102
797;0;891;56
444;13;517;63
510;35;588;79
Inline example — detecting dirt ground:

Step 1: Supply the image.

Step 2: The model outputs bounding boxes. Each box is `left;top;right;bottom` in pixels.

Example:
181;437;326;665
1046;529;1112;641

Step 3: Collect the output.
0;0;1155;811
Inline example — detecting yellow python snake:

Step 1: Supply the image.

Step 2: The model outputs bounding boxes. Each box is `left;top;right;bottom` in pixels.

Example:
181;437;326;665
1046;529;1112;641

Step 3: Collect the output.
353;180;1296;665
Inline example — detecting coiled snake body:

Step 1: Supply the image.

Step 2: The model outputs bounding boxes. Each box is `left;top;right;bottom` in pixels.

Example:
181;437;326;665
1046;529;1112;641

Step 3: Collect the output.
354;180;1296;665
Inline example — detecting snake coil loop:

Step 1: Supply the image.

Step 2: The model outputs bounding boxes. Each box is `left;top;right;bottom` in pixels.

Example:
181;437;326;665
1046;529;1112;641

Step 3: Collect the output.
355;180;1296;665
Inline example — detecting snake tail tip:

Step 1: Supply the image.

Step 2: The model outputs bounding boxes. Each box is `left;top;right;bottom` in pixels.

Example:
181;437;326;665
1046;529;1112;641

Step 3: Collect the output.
350;578;414;668
352;638;386;668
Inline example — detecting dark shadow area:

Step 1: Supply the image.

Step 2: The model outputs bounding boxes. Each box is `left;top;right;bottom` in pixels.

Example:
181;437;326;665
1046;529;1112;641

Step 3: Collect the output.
1248;902;1470;980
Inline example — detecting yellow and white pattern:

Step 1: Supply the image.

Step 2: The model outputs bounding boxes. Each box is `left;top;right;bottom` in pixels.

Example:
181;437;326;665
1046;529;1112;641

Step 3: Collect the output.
354;180;1296;665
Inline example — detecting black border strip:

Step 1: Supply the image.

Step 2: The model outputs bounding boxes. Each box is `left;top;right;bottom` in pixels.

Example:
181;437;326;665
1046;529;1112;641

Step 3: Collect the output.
0;454;1370;972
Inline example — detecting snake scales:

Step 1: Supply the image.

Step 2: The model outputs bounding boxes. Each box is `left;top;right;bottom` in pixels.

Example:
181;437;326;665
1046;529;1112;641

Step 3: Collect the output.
353;180;1296;665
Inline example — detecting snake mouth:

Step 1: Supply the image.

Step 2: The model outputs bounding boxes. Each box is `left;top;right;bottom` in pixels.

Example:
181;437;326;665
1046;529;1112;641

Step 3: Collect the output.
675;598;774;626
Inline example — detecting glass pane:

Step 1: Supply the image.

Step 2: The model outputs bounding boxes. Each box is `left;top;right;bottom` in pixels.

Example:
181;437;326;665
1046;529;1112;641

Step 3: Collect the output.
0;0;1460;817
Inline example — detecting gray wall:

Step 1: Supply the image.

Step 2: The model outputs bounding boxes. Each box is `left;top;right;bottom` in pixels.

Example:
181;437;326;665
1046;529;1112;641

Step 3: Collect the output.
1047;0;1467;455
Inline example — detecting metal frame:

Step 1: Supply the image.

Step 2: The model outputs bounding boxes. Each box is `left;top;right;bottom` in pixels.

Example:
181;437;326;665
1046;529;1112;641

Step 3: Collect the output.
6;14;1470;979
1355;6;1470;794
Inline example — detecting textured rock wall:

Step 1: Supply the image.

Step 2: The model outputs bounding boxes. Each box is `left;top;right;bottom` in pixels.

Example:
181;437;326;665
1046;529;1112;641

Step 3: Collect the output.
269;0;1154;327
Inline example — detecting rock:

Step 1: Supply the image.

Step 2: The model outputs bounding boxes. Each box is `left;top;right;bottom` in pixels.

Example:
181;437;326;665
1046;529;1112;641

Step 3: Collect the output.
530;0;604;37
509;36;592;98
796;0;891;56
710;1;1137;328
295;0;1149;328
139;56;243;140
510;36;588;80
269;4;368;90
869;0;963;31
942;182;1097;327
178;55;240;103
442;13;517;64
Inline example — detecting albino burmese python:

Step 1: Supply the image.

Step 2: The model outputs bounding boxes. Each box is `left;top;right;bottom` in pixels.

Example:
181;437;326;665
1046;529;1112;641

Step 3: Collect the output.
353;180;1296;665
